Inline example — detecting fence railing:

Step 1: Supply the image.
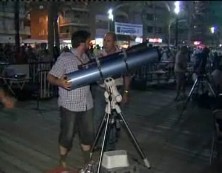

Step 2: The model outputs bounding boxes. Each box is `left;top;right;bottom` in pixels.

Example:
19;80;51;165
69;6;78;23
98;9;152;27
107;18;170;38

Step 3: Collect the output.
29;61;53;83
29;61;54;99
133;61;175;83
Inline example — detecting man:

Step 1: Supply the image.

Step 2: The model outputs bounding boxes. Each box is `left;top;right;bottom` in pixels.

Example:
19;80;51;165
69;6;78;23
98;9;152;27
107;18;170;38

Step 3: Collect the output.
211;57;222;95
174;46;188;101
194;47;210;75
92;32;131;151
47;30;94;168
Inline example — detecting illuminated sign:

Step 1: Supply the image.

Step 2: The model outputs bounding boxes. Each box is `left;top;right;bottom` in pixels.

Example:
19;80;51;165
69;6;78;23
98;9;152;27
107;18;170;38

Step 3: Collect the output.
148;38;162;43
115;22;143;37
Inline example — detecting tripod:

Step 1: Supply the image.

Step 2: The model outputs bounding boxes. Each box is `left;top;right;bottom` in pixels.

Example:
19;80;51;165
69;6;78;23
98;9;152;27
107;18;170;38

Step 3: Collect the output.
88;77;150;173
178;73;216;121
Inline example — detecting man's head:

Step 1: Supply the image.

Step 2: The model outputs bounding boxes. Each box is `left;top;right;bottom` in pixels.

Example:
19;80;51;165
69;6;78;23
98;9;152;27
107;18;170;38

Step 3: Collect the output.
71;30;91;51
180;46;188;54
202;47;210;55
103;32;117;53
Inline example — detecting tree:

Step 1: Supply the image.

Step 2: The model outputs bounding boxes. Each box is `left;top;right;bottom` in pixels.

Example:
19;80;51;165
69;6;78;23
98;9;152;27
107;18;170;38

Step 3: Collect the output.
191;1;210;42
186;1;194;45
48;2;62;60
14;1;20;54
208;2;222;46
47;2;54;60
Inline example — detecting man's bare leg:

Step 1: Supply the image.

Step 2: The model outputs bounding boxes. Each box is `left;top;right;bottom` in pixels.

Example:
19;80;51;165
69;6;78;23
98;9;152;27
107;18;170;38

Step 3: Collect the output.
81;144;91;164
59;145;69;168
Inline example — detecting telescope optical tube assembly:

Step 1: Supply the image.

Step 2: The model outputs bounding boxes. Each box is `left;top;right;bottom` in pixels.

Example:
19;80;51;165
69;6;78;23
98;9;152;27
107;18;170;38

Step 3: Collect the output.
66;42;160;90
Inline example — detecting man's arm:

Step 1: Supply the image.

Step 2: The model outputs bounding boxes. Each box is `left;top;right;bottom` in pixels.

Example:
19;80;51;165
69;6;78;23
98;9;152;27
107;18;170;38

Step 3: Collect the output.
47;73;71;90
122;75;132;104
47;54;72;90
123;75;131;93
47;73;62;87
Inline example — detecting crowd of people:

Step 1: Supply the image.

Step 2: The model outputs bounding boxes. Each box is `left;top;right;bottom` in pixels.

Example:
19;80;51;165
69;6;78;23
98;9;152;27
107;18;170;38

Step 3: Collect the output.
148;43;222;102
0;43;62;64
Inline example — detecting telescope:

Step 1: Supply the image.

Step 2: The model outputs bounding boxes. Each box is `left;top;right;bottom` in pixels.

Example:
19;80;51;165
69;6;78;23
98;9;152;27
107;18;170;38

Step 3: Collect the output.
66;42;160;90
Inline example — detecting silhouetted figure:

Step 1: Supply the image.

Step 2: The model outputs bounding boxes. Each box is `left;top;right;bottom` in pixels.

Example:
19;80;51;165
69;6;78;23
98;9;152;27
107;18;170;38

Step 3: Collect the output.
174;46;188;101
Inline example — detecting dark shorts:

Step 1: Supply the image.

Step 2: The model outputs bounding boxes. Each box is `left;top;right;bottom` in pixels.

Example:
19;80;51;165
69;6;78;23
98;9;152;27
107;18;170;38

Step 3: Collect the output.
59;107;94;150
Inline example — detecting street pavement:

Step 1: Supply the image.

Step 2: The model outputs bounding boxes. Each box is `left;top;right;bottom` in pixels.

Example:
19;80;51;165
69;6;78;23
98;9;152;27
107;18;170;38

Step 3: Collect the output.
0;86;220;173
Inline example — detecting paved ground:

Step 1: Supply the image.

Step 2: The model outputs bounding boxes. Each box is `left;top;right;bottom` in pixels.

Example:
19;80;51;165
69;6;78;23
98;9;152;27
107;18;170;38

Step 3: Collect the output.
0;86;221;173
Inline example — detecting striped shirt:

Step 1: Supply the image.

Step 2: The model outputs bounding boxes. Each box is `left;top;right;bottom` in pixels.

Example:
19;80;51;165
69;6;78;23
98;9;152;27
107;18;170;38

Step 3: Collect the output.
49;48;93;112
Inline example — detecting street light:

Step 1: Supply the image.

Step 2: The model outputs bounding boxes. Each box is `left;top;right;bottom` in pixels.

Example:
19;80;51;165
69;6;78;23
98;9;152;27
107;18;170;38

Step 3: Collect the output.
174;1;180;48
107;8;113;31
210;26;215;34
107;3;131;32
210;26;216;47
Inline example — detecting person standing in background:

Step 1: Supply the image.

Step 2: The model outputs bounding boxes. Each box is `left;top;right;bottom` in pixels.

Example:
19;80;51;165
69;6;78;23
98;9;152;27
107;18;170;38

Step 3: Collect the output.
174;46;188;101
92;32;131;151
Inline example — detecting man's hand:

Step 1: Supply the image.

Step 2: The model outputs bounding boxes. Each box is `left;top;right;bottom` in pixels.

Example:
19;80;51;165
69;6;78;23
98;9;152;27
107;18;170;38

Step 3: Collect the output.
58;76;72;90
121;92;129;106
47;74;72;90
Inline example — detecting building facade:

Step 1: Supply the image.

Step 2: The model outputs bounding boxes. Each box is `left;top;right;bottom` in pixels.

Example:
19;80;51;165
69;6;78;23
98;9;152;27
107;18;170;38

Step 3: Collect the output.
0;1;219;48
0;1;30;43
87;1;173;47
139;1;170;44
30;8;48;40
58;2;90;40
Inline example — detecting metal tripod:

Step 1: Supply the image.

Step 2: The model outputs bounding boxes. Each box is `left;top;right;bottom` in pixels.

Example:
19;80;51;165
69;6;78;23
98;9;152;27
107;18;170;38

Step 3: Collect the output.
89;77;150;173
178;74;216;121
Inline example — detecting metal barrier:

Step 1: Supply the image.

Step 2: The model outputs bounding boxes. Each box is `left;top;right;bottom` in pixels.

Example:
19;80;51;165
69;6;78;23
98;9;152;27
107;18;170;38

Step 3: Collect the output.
29;61;53;84
38;70;53;99
28;61;56;99
133;62;175;83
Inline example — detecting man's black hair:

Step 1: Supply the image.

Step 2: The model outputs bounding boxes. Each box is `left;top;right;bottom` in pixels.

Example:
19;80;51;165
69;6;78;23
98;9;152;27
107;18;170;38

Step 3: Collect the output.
71;30;91;48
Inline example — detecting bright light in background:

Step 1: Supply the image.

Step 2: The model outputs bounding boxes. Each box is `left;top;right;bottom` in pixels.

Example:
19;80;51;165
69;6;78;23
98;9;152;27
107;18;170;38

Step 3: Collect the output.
149;38;162;43
174;1;180;14
90;40;96;45
210;26;215;34
95;38;103;48
135;37;143;43
107;8;113;21
194;41;201;45
63;40;71;44
39;5;44;9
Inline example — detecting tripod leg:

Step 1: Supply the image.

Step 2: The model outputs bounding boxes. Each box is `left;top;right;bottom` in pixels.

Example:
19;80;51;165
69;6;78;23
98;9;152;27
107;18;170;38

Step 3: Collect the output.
118;112;151;169
90;112;107;156
178;78;199;121
96;113;111;173
206;81;217;97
